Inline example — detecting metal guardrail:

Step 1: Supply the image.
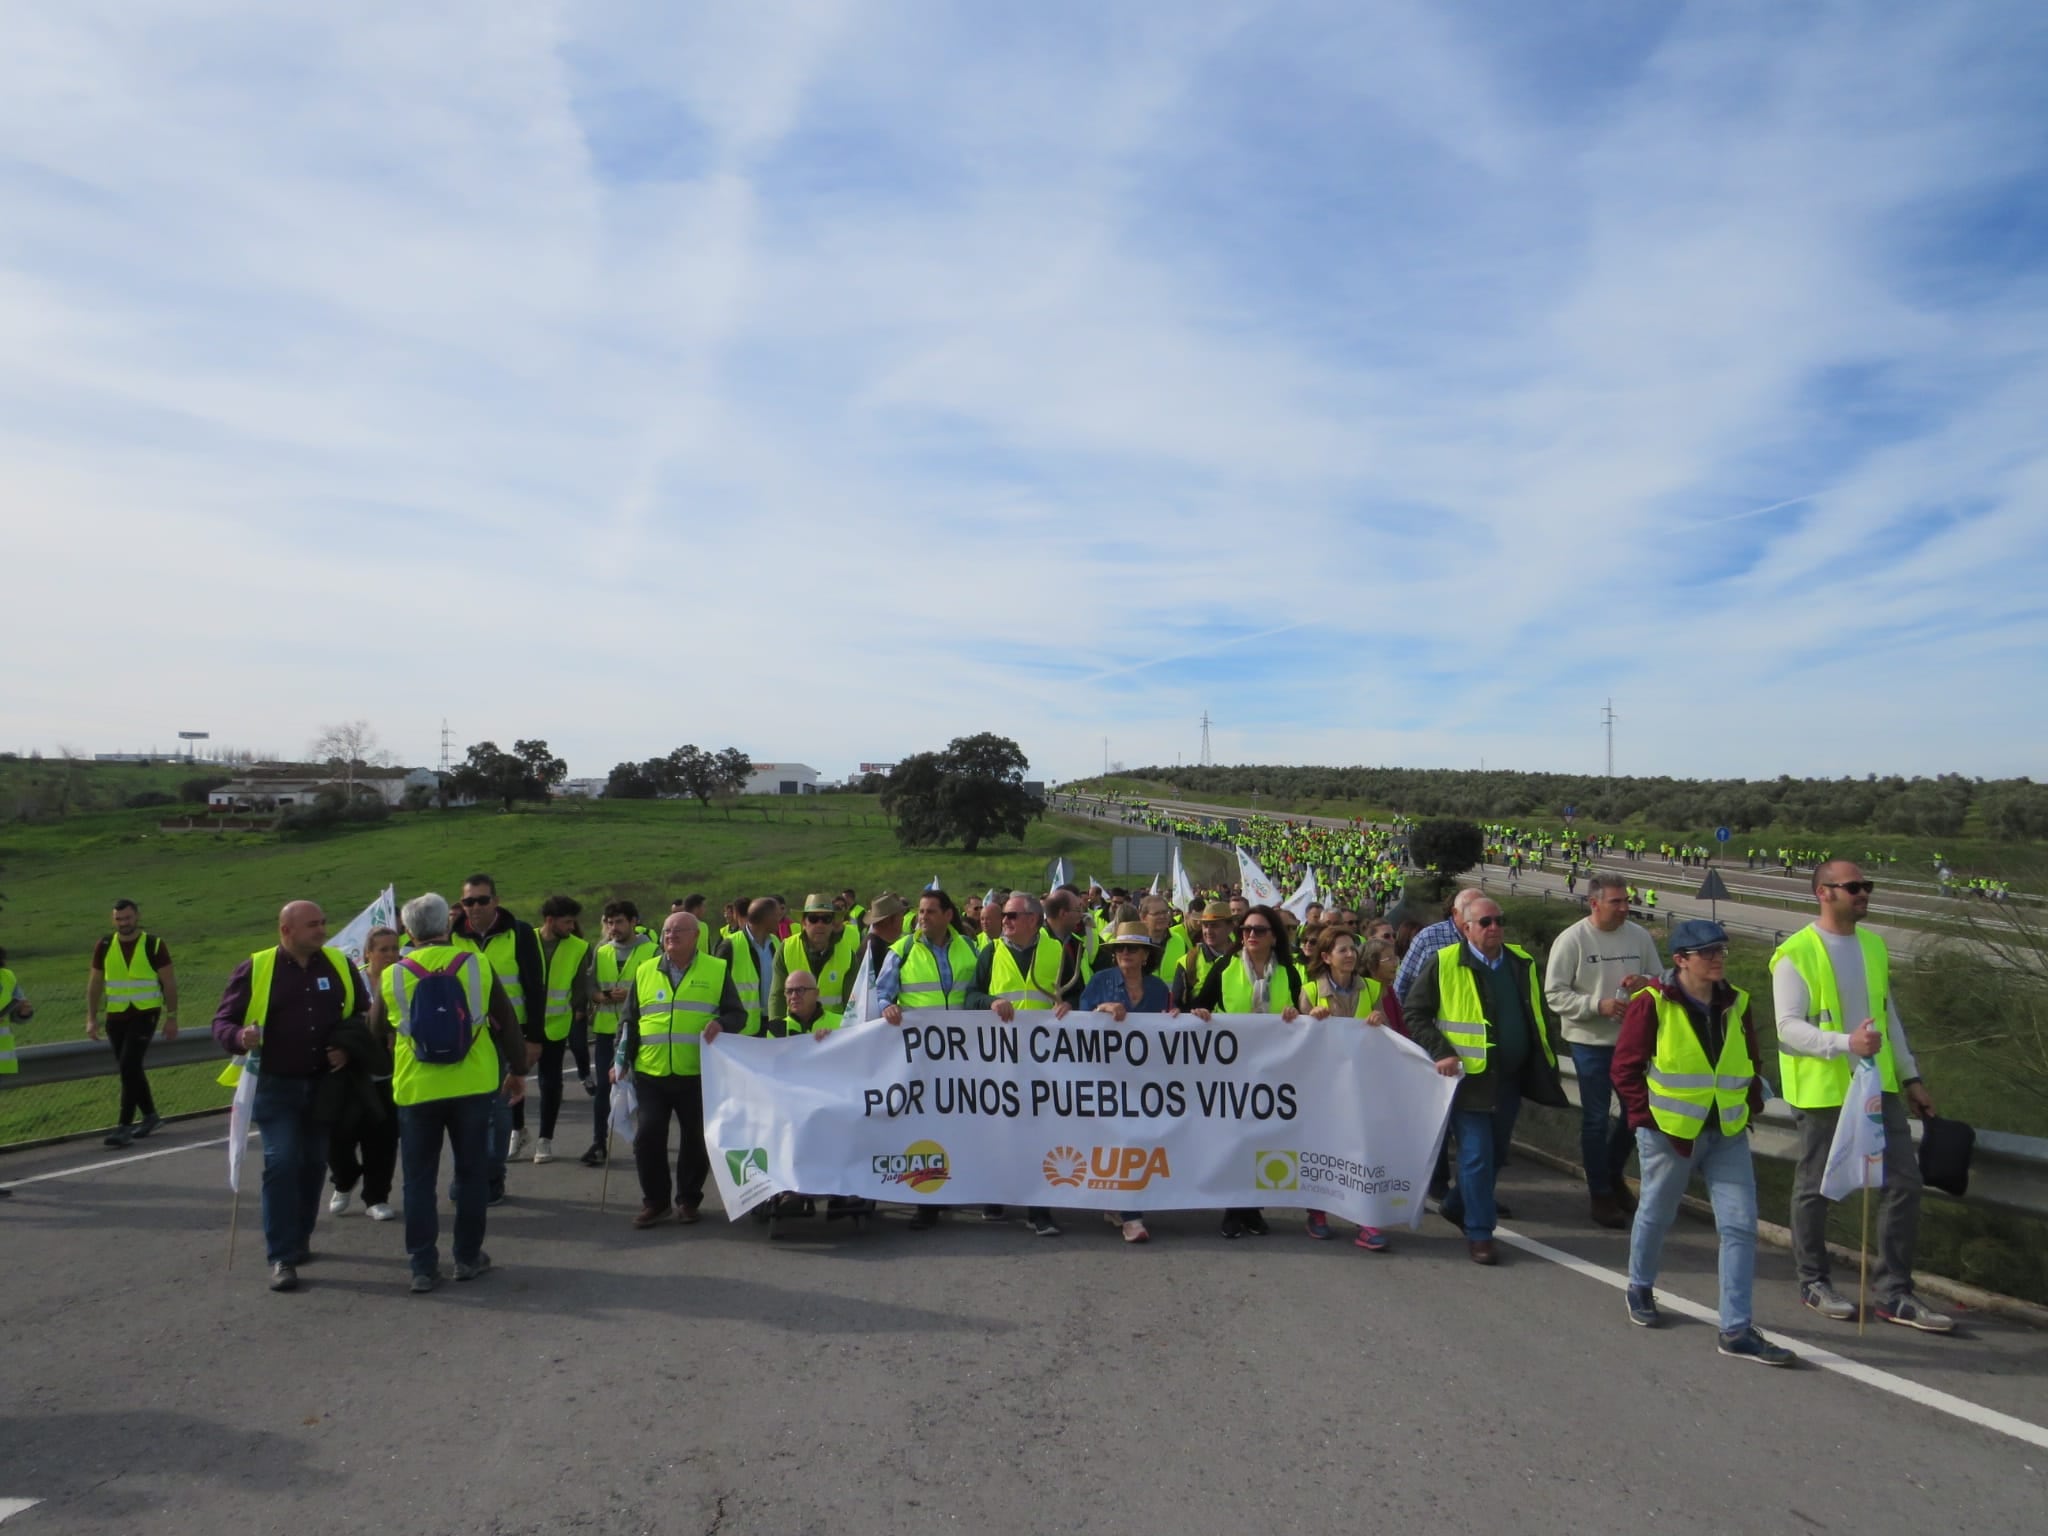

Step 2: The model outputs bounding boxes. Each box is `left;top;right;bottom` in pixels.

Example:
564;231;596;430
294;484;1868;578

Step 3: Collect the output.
1550;1059;2048;1220
4;1032;227;1090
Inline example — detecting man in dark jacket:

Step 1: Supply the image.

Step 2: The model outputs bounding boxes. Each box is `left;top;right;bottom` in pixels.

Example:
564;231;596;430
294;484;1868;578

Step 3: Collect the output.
212;900;372;1292
1404;895;1566;1264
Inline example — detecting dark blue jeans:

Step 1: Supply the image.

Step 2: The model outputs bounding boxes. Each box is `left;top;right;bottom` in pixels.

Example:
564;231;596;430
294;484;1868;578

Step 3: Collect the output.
1567;1043;1636;1197
400;1093;491;1278
589;1035;617;1149
1440;1079;1524;1240
252;1074;330;1265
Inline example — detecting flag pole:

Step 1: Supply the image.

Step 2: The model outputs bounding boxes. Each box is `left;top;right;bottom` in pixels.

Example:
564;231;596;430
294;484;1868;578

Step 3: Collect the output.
598;1120;616;1214
227;1180;243;1271
1857;1181;1871;1337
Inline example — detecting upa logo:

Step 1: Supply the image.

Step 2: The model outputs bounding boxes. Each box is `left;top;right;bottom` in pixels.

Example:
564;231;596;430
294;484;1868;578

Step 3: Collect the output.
725;1148;768;1186
873;1139;951;1194
1042;1145;1087;1187
1043;1145;1172;1191
1253;1150;1299;1191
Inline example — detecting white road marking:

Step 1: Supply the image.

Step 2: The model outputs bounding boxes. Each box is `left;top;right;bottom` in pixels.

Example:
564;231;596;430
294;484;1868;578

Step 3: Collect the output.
0;1136;232;1187
0;1498;42;1522
1497;1225;2048;1452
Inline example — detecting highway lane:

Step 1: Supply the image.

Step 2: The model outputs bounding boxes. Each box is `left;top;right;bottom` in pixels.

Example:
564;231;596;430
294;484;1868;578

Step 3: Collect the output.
2;1121;2043;1535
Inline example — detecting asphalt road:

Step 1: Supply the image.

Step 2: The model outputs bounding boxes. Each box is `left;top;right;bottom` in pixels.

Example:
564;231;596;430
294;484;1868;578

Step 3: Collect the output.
3;1122;2044;1535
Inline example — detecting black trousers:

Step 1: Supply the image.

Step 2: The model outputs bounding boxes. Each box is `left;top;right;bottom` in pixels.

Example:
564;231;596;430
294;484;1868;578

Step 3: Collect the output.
632;1072;709;1212
328;1078;399;1204
105;1010;159;1123
537;1039;568;1139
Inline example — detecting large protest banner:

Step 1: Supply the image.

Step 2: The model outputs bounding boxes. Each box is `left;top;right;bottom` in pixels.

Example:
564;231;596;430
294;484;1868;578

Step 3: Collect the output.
701;1011;1456;1228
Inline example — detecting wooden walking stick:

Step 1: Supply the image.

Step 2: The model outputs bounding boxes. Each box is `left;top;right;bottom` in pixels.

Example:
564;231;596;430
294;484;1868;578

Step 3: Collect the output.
1857;1180;1871;1337
598;1121;616;1213
227;1177;243;1271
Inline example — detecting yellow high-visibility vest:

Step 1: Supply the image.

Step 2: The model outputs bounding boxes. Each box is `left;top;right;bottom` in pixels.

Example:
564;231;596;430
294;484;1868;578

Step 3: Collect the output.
1432;944;1554;1077
382;945;500;1106
540;933;591;1043
0;967;18;1074
1644;984;1753;1138
631;955;728;1077
101;932;165;1013
988;935;1064;1010
1772;925;1899;1108
593;938;655;1036
782;926;859;1013
1216;956;1298;1014
888;931;980;1009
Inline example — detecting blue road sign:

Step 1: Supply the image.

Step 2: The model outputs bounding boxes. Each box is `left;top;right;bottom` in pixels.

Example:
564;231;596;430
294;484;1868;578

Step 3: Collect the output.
1715;826;1731;843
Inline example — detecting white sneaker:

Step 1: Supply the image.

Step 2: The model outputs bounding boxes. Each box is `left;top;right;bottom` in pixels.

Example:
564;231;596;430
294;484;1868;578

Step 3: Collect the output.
329;1189;354;1216
366;1203;396;1222
533;1138;555;1164
506;1129;527;1159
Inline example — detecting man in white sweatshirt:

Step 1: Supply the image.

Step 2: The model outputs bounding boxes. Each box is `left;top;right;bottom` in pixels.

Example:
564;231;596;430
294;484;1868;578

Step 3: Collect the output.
1773;861;1951;1333
1545;873;1663;1229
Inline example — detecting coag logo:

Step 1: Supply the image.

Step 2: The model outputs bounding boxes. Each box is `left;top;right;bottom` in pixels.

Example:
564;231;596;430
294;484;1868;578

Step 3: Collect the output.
1253;1150;1299;1191
872;1139;951;1193
1043;1145;1087;1187
725;1147;768;1186
1044;1146;1173;1192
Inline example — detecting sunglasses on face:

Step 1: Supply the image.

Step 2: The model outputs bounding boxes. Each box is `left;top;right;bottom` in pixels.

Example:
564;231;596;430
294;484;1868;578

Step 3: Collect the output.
1240;924;1272;936
461;895;494;907
785;985;818;995
1470;915;1506;929
1822;881;1876;896
1002;911;1030;921
804;913;834;923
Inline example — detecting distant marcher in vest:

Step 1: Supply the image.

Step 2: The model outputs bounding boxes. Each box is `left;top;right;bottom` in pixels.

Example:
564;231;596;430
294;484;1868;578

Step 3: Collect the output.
1774;861;1950;1332
1040;891;1095;1005
211;901;373;1293
850;892;910;1011
715;897;781;1035
586;901;657;1165
1077;922;1175;1244
962;892;985;935
1404;897;1567;1265
977;890;1007;950
613;912;746;1228
1;946;33;1193
87;898;180;1147
531;895;592;1164
837;888;867;933
327;925;401;1222
1136;894;1188;987
450;874;544;1192
1544;872;1663;1231
1189;904;1303;1240
967;892;1077;1234
773;894;860;1026
1612;920;1793;1364
372;893;524;1293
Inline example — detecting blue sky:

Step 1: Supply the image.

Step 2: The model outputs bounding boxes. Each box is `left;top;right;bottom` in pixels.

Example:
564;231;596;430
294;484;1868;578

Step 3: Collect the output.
3;1;2044;785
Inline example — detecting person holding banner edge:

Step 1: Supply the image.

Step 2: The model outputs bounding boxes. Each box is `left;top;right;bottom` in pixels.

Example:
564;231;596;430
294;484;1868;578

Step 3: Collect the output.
1189;904;1303;1239
967;892;1080;1234
1078;921;1178;1243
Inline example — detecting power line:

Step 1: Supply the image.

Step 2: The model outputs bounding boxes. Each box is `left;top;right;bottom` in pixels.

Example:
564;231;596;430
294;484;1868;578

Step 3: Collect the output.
1200;711;1213;767
1601;699;1617;777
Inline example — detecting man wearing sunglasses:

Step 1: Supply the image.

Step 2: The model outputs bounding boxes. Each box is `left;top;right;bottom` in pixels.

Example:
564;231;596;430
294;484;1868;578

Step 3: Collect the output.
451;874;546;1193
1774;861;1950;1331
1404;896;1568;1264
771;894;860;1028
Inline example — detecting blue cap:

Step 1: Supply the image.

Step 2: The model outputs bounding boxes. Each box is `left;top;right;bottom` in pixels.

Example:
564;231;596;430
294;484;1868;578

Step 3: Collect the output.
1669;918;1729;954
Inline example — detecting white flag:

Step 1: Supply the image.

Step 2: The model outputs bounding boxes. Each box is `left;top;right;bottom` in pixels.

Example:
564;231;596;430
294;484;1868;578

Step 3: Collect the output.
1820;1056;1888;1200
331;884;397;967
608;1074;639;1146
1236;846;1282;905
843;947;877;1026
225;1066;258;1192
1048;856;1074;891
926;875;940;891
1281;865;1320;921
1172;845;1198;910
1148;871;1161;895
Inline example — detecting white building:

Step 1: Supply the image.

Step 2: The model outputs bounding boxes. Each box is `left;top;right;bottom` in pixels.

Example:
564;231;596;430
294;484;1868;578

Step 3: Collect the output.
743;762;820;796
556;778;606;798
207;764;440;809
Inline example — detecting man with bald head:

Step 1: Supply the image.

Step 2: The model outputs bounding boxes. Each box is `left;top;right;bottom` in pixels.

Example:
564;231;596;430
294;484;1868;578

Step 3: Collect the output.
212;901;372;1292
613;912;747;1227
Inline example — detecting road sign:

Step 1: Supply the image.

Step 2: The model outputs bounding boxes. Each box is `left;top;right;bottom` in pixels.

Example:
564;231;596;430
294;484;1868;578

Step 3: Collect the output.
1715;825;1731;843
1696;868;1731;921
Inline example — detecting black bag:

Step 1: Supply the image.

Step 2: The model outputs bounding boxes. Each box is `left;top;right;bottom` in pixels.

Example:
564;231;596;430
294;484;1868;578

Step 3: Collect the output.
1917;1115;1975;1198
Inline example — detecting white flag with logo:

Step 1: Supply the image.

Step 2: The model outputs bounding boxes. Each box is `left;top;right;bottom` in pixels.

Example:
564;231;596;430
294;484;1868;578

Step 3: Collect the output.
331;884;398;967
1172;845;1198;910
1820;1055;1887;1200
1281;865;1320;921
1236;846;1282;905
609;1074;639;1146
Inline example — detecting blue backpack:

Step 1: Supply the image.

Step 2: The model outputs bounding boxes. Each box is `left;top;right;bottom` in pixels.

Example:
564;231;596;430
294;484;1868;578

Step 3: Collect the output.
398;956;476;1065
